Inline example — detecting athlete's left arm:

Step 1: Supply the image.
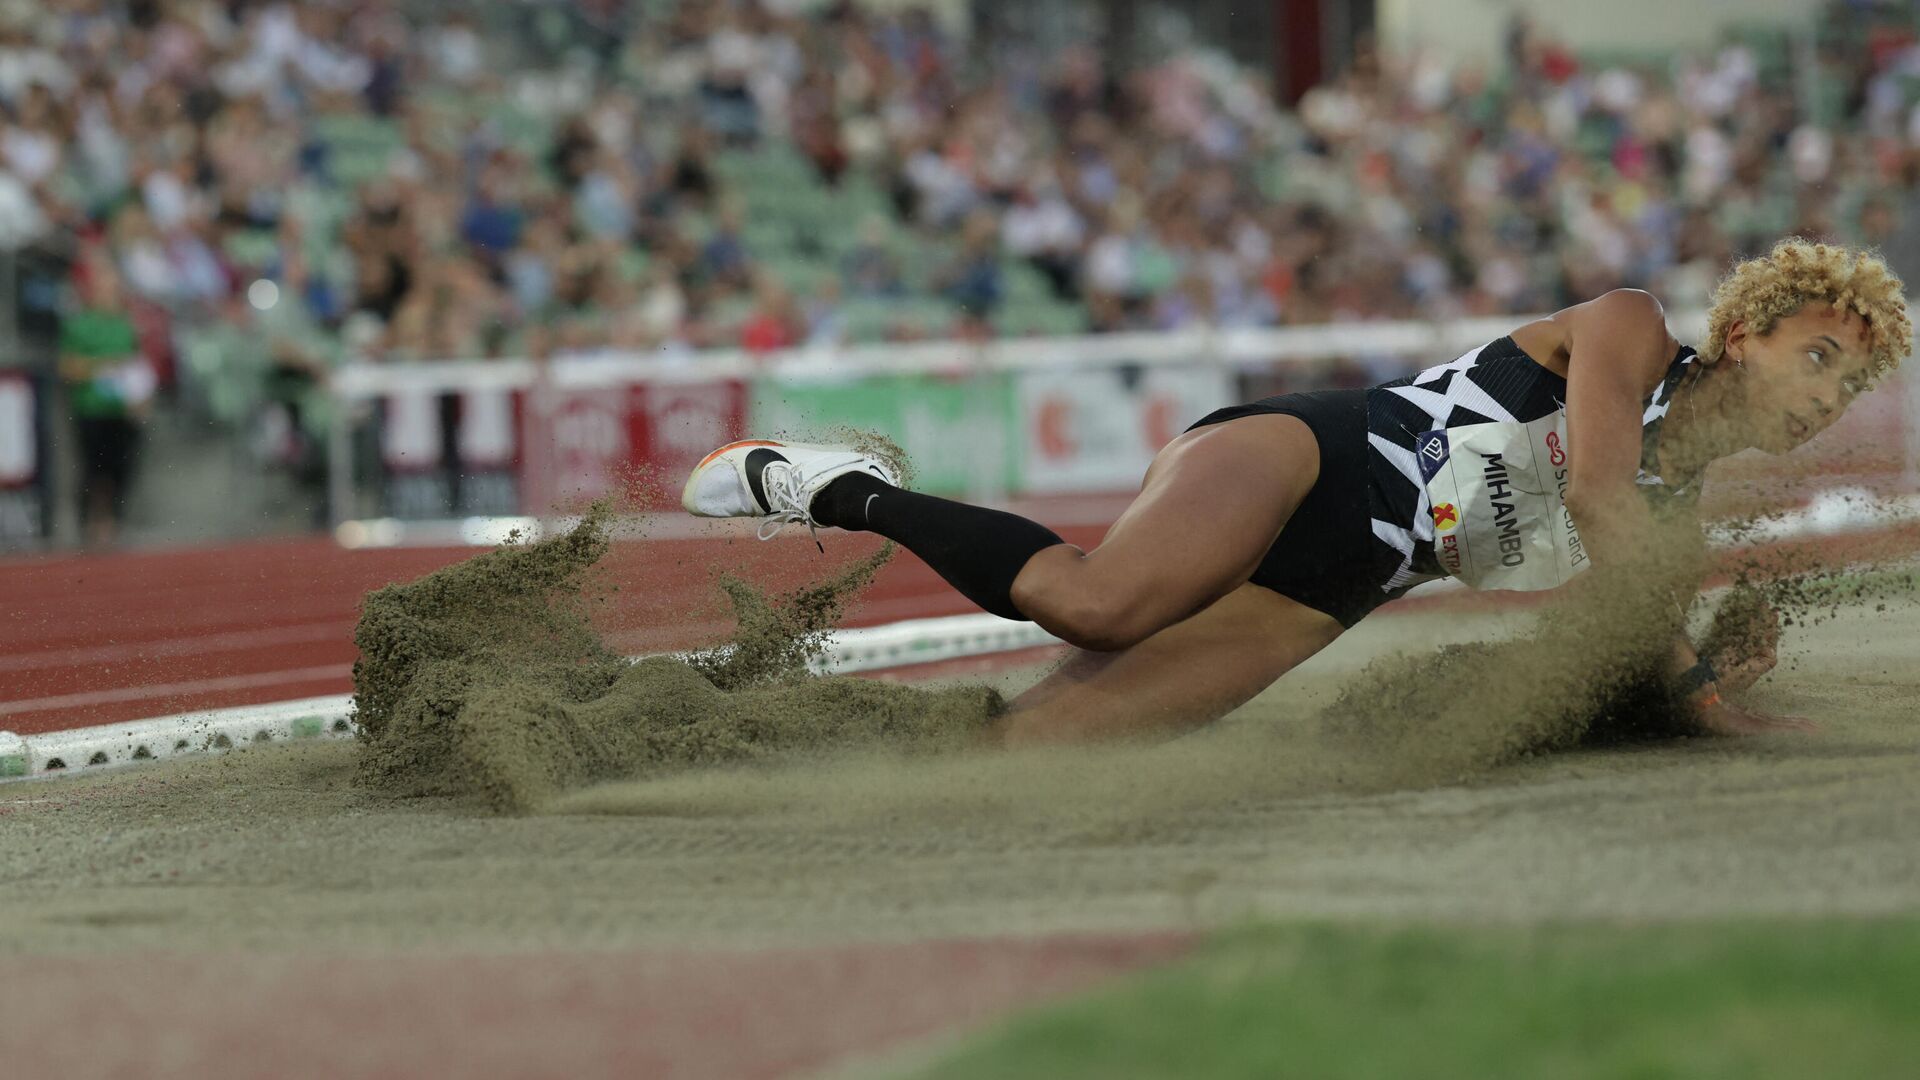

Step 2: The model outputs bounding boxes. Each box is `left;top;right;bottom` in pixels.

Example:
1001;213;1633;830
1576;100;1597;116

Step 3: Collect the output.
1698;574;1785;695
1650;497;1814;731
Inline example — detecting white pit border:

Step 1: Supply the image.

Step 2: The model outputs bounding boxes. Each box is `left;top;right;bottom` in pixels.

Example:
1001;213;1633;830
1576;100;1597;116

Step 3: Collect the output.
0;615;1063;783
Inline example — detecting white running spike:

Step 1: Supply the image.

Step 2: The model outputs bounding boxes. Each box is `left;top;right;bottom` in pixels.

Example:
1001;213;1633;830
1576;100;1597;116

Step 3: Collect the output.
681;439;899;547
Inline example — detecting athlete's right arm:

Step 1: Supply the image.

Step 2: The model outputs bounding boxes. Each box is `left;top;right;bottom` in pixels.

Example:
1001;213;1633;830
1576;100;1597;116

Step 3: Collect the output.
1555;288;1679;572
1554;291;1798;732
1557;291;1708;699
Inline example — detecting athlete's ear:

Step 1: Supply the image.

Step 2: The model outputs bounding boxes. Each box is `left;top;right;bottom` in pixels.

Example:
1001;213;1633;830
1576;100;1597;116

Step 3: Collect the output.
1714;319;1748;367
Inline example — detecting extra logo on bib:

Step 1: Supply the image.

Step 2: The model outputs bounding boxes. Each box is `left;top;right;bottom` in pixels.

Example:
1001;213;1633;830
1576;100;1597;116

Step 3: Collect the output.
1417;415;1589;591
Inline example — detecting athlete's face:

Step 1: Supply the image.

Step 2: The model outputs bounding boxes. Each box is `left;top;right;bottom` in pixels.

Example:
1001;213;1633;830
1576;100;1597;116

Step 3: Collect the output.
1722;305;1874;454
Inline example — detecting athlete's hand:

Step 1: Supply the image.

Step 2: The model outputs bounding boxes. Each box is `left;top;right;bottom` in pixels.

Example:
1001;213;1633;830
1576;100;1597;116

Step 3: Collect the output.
1709;630;1779;694
1696;696;1817;736
1702;592;1782;694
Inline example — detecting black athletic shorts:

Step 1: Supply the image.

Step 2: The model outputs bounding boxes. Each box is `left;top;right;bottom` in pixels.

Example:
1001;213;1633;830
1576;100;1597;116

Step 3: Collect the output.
1186;389;1407;628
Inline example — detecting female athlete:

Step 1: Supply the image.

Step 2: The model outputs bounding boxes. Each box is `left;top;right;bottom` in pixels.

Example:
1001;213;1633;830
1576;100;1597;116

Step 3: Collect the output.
683;239;1910;745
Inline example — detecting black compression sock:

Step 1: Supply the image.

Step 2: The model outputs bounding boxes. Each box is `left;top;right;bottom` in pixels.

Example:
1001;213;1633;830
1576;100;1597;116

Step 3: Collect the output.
811;472;1067;621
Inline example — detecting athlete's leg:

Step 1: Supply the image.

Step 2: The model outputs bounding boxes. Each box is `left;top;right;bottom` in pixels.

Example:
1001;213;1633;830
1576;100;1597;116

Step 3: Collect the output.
989;583;1345;745
1009;414;1319;649
817;414;1320;652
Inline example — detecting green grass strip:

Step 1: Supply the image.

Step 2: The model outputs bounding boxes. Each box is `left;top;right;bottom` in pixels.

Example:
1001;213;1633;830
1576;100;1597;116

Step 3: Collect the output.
905;920;1920;1080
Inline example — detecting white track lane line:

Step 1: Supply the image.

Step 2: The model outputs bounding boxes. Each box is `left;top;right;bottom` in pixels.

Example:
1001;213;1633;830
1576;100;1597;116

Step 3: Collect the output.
0;664;353;717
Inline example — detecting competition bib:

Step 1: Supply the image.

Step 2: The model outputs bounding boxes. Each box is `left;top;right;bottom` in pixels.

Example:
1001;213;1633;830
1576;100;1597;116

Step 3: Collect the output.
1416;415;1591;592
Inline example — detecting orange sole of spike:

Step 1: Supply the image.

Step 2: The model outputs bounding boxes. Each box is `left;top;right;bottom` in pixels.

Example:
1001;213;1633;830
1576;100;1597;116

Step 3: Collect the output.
692;439;785;471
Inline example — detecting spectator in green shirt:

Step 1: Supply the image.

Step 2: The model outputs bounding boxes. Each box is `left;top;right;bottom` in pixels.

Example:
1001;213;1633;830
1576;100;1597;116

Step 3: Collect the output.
58;258;154;547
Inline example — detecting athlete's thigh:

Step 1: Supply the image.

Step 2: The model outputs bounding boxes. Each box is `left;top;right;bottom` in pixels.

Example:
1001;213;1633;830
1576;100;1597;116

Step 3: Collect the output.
994;582;1344;745
1080;413;1321;621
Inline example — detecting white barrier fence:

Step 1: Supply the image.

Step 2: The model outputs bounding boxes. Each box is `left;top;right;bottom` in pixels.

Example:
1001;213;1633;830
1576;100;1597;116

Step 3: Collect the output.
326;306;1920;536
0;370;47;547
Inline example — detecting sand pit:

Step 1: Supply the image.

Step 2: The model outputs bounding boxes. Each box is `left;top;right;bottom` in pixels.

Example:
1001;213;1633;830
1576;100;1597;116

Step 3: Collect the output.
4;580;1918;956
340;509;1778;824
351;516;999;813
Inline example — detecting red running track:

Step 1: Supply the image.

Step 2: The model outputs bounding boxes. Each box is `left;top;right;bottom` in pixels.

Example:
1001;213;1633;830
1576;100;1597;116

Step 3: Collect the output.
0;522;1111;737
8;501;1915;739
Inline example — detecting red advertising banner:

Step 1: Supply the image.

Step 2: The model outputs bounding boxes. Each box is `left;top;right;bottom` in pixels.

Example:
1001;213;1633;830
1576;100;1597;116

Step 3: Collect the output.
376;386;523;517
525;377;745;512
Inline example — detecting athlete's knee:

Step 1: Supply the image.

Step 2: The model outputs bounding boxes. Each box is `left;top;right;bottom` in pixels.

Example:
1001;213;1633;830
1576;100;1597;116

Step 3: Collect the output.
1010;548;1177;650
1019;587;1160;652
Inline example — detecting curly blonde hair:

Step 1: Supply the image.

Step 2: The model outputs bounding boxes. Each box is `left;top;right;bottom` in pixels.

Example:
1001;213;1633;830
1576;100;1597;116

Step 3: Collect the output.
1699;239;1912;380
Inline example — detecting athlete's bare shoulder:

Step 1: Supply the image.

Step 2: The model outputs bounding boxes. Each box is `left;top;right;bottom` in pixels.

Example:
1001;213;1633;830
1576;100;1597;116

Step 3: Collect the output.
1511;289;1676;385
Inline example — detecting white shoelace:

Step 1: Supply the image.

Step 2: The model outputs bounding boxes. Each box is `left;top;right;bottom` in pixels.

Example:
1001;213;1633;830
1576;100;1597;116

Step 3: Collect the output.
754;462;824;548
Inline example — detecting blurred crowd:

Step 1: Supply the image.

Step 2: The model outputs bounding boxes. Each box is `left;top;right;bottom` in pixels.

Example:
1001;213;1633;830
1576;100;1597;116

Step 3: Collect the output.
8;0;1920;538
